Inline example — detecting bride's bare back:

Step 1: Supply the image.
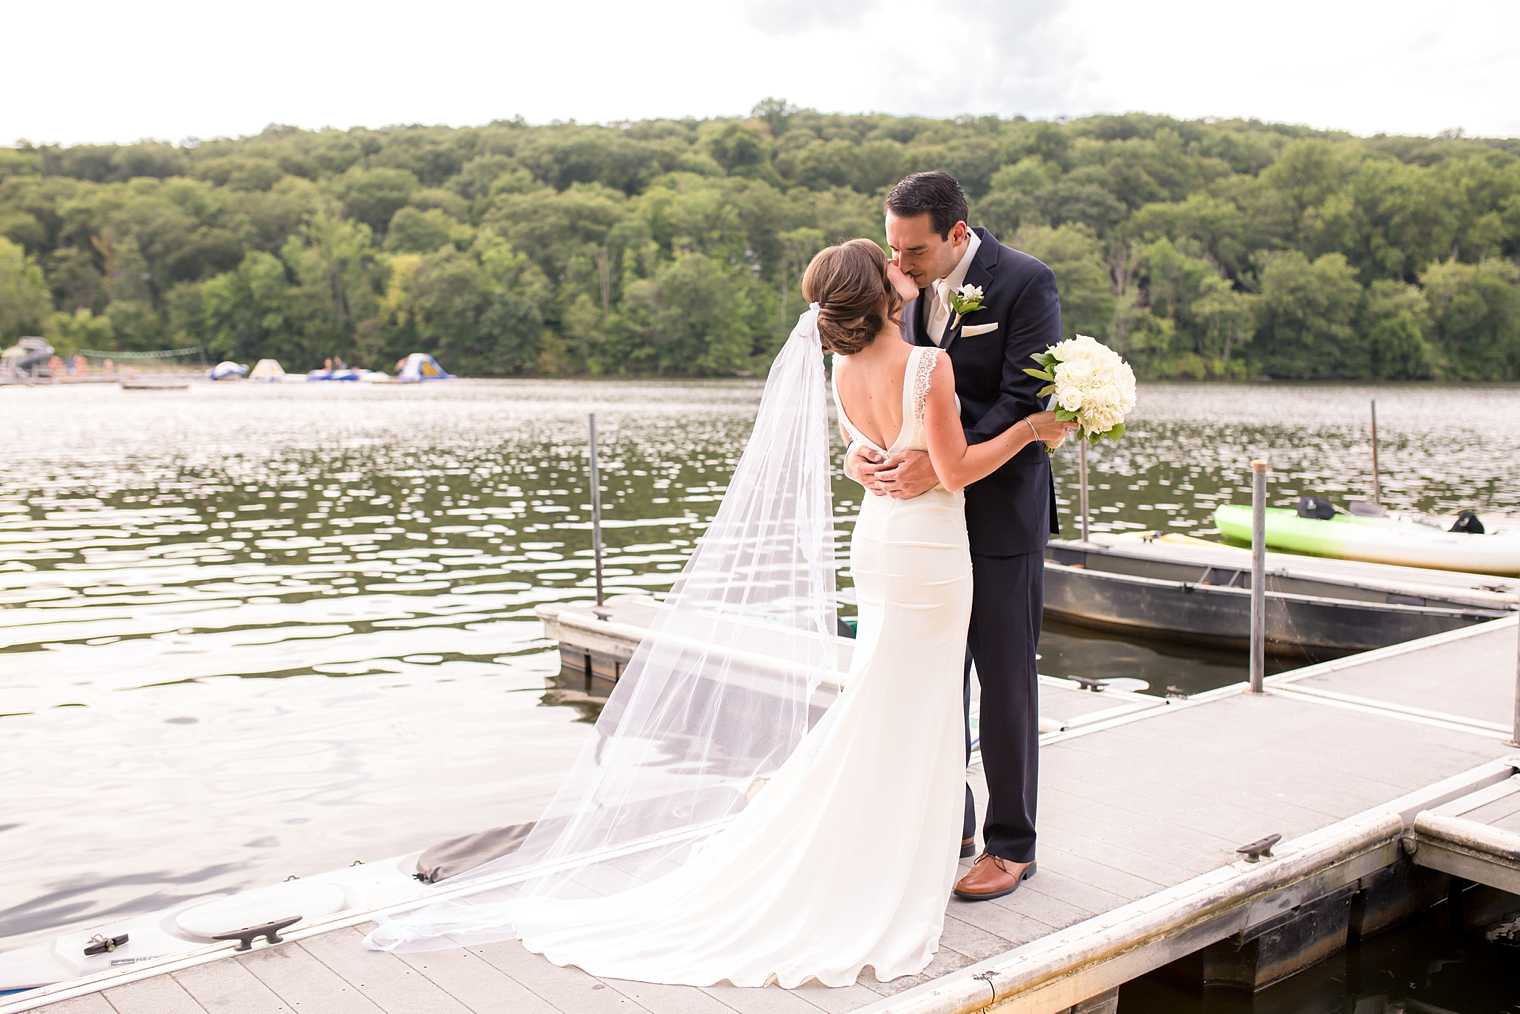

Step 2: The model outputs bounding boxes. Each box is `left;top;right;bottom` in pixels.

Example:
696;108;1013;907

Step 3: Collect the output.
839;336;1071;495
831;342;914;452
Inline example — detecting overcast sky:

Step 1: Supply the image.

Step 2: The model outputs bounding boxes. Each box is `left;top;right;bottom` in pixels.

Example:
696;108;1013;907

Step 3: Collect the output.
7;0;1517;146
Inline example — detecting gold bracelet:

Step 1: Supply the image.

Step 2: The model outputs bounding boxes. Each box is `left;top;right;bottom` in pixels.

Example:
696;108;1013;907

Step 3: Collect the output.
1023;417;1039;442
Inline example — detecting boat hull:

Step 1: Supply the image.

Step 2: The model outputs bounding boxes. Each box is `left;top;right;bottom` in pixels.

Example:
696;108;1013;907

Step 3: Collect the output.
1043;540;1508;655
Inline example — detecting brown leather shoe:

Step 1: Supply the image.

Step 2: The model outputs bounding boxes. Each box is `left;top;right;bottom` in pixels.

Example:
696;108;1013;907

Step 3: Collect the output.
953;853;1037;901
959;835;975;859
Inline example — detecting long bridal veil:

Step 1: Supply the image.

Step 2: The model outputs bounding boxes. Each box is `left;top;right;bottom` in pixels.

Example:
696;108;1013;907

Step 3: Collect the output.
364;305;849;952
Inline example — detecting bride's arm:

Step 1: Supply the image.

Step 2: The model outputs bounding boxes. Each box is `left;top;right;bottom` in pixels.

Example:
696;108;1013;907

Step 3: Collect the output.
922;350;1069;494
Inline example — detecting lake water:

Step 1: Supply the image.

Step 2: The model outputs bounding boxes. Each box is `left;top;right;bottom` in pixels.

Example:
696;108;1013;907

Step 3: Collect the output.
3;379;1518;967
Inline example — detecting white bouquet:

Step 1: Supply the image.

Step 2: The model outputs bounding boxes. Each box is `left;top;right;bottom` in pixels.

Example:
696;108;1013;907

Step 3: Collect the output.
1023;334;1136;441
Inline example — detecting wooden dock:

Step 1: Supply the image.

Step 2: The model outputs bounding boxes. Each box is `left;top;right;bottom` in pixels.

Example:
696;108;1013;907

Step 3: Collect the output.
15;615;1520;1014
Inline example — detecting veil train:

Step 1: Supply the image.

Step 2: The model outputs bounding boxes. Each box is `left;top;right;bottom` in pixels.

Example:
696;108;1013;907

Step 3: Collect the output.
364;306;846;951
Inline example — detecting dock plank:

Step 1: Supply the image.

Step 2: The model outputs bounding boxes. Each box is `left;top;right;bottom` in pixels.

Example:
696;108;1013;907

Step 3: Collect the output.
385;934;560;1013
97;976;205;1014
857;944;976;999
1035;804;1237;878
1452;787;1520;825
468;939;652;1013
597;978;738;1014
170;959;293;1014
976;880;1096;932
1019;843;1168;901
1278;624;1516;727
299;927;475;1014
937;915;1013;961
1012;867;1122;921
782;982;885;1014
237;943;384;1014
698;982;830;1013
26;998;115;1014
946;898;1058;951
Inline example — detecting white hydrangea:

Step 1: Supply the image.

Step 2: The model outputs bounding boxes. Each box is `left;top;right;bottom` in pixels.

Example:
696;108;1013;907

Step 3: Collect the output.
1034;334;1136;441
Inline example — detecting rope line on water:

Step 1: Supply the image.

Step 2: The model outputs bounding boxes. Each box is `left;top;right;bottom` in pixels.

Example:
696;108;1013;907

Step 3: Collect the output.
77;347;201;360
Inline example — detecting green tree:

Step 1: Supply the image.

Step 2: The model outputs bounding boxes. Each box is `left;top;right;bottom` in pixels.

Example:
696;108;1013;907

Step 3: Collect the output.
1250;251;1365;378
1189;277;1258;374
280;213;380;357
1359;280;1434;379
48;307;115;357
381;240;551;376
700;121;773;179
1421;259;1520;379
385;207;469;253
1137;238;1215;326
1342;160;1459;282
200;251;304;363
620;253;765;375
1127;194;1252;281
45;246;106;312
0;237;53;336
335;167;419;235
1110;289;1177;367
1012;224;1113;339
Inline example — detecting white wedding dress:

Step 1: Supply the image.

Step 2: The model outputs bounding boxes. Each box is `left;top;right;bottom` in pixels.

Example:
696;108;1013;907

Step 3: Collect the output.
500;347;973;988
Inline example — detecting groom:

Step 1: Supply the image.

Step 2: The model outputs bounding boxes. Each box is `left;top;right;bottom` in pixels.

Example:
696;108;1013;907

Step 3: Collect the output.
847;171;1062;901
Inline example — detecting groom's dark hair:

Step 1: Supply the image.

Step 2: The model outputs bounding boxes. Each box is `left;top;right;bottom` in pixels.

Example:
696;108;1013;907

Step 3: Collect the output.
885;171;969;239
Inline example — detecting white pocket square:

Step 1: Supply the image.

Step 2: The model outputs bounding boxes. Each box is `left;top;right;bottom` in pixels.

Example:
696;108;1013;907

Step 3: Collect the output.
961;322;999;337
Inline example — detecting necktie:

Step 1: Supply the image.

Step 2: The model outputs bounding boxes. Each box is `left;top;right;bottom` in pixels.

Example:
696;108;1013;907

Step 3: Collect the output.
930;278;952;345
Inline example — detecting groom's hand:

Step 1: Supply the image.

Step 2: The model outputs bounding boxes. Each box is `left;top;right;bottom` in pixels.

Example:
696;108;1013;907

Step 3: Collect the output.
876;450;937;499
850;446;892;495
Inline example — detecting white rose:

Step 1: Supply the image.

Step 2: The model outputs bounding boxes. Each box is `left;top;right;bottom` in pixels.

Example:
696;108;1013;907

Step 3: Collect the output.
1056;359;1095;390
1056;387;1084;412
1083;405;1121;435
1050;338;1084;362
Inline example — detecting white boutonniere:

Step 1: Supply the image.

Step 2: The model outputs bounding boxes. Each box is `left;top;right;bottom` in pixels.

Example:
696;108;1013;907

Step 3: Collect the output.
948;284;984;329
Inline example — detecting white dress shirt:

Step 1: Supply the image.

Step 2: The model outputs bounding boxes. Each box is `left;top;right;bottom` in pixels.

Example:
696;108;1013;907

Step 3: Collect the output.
925;230;981;346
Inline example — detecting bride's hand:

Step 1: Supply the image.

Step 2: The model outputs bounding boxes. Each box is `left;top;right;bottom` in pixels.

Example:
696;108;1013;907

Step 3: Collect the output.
886;259;920;303
1026;411;1078;448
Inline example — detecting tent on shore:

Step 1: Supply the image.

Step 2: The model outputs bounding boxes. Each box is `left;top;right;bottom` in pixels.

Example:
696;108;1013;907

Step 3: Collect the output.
396;353;453;383
209;361;247;380
248;359;287;382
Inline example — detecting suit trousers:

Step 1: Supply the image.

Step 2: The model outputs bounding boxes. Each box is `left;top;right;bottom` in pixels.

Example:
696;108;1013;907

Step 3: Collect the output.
962;550;1042;863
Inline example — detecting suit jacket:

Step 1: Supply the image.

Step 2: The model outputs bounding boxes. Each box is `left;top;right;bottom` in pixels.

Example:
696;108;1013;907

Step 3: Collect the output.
903;227;1063;556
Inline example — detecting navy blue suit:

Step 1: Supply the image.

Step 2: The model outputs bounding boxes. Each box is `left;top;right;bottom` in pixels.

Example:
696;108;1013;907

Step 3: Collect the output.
902;227;1062;863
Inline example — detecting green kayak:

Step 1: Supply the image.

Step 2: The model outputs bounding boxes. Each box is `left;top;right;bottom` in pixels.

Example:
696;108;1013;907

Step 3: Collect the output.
1213;505;1520;576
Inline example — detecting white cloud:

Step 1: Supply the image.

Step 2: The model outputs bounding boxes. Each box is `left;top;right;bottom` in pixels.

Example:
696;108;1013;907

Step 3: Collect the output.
4;0;1517;146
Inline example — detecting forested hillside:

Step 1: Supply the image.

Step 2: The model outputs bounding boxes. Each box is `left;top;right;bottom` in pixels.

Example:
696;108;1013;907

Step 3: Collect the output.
3;100;1518;379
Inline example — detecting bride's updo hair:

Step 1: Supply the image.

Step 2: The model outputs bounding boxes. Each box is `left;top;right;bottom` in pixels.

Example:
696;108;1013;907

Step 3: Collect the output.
802;238;902;355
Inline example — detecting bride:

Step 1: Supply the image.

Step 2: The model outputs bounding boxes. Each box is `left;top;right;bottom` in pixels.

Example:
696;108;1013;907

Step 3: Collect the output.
362;238;1072;988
